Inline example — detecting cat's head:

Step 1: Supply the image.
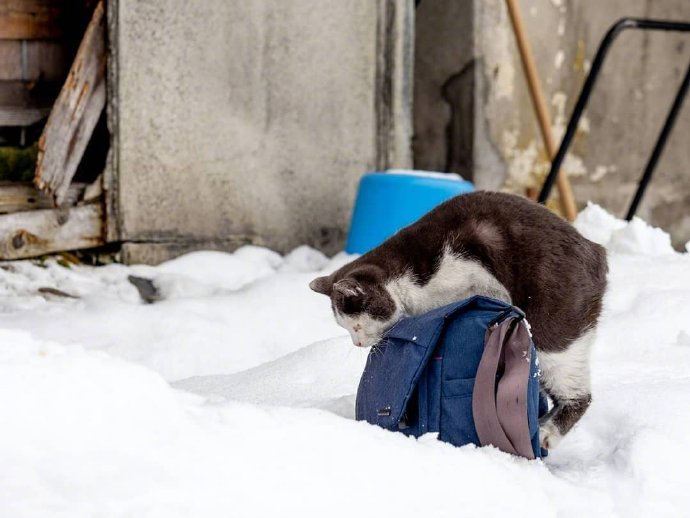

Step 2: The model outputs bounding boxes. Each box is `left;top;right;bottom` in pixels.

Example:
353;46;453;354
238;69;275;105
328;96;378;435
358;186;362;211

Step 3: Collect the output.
309;265;403;348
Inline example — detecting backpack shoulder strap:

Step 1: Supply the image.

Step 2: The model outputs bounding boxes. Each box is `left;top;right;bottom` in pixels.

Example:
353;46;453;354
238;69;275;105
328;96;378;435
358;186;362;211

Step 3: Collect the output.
472;316;535;459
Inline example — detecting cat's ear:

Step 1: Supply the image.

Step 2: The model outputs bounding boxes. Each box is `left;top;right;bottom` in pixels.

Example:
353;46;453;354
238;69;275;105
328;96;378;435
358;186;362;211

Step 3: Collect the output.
333;279;364;298
309;276;333;295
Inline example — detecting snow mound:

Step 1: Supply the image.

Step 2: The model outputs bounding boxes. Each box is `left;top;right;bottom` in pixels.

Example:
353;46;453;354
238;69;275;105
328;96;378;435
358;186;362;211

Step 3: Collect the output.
174;336;368;417
0;331;568;518
575;203;676;255
608;218;675;256
132;246;284;299
278;245;330;273
573;202;627;246
677;330;690;347
0;247;348;380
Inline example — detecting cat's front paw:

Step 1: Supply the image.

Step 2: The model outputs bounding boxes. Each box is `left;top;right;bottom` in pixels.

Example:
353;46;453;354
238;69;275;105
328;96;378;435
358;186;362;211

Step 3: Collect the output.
540;421;562;450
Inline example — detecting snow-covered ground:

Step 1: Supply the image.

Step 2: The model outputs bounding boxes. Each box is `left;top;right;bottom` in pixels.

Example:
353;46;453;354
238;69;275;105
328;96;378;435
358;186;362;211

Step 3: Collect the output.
1;205;689;517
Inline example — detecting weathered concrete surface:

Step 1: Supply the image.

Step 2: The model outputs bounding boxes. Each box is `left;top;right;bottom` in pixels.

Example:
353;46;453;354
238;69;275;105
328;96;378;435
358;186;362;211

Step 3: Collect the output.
413;0;474;175
414;0;505;190
112;0;413;262
415;0;690;247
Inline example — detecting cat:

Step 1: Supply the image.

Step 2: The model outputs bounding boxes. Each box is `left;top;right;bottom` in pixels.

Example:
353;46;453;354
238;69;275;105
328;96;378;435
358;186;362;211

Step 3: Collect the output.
309;191;608;449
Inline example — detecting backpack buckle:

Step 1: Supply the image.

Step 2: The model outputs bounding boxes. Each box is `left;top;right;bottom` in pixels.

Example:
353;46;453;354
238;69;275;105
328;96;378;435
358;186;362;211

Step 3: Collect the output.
377;406;391;417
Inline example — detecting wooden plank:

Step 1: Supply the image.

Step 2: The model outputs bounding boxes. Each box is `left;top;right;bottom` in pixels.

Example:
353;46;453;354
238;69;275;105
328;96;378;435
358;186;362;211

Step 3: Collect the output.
25;40;67;81
0;79;58;125
0;1;63;40
0;202;103;260
0;80;35;105
34;0;105;205
0;42;21;79
0;105;49;126
0;41;67;81
0;80;61;105
0;182;85;214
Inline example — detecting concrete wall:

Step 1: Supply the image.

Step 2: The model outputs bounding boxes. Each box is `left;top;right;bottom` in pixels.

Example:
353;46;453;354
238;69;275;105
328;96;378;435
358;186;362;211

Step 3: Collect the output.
109;0;413;263
111;0;689;261
415;0;690;248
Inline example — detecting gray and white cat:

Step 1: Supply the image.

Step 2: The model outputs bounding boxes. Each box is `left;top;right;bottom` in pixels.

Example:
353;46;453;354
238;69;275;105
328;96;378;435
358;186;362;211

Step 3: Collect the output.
310;191;607;449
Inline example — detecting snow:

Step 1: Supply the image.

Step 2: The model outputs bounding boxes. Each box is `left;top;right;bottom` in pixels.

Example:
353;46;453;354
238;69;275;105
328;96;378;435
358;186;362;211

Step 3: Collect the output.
0;247;350;380
1;205;690;517
574;203;675;256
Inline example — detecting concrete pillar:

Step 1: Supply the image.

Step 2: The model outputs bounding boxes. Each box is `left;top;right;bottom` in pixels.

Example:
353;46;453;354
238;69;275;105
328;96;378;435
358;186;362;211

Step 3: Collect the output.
108;0;414;263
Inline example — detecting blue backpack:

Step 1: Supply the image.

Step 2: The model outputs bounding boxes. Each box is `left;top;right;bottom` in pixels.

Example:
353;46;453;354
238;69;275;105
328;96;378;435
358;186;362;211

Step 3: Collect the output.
355;296;547;459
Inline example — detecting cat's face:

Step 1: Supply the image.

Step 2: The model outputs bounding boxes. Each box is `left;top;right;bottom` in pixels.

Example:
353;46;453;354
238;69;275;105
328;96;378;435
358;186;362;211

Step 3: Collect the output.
309;266;403;347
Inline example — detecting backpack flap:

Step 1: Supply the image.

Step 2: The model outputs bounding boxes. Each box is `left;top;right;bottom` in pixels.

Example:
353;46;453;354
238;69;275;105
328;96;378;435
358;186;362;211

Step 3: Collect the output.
355;313;445;432
355;296;508;432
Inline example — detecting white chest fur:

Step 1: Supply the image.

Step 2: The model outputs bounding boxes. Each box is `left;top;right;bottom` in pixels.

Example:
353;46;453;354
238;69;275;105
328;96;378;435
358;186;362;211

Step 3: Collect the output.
387;248;511;316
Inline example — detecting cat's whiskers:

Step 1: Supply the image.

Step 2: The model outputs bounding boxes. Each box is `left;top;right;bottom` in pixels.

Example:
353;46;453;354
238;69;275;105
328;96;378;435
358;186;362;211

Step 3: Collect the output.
370;335;392;359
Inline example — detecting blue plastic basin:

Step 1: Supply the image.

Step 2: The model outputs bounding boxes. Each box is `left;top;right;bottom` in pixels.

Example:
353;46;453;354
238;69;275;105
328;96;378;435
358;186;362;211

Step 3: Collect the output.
345;171;475;254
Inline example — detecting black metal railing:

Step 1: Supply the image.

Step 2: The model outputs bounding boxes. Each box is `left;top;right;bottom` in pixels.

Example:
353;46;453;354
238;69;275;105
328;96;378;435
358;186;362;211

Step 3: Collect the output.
538;18;690;220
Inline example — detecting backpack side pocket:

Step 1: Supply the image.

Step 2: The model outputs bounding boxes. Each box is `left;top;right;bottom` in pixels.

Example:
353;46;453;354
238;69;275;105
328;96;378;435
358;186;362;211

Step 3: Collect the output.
439;378;479;446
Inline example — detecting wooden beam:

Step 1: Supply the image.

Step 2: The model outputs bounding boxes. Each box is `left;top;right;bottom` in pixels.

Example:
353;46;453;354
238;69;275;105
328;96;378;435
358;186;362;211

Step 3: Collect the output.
0;79;60;125
34;0;105;205
0;202;103;260
0;41;21;79
0;105;50;126
25;40;67;81
0;80;61;106
0;41;67;81
0;182;86;214
0;1;63;40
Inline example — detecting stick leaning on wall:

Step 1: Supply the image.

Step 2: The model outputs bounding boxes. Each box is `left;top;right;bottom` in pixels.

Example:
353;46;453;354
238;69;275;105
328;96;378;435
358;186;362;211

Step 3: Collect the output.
505;0;578;222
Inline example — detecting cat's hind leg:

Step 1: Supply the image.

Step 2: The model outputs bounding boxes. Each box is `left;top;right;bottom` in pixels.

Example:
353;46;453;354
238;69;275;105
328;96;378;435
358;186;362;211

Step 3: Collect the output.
537;328;596;449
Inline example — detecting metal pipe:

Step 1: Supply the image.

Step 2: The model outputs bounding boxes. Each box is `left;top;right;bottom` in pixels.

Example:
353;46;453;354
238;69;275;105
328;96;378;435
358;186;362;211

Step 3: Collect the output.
626;60;690;220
